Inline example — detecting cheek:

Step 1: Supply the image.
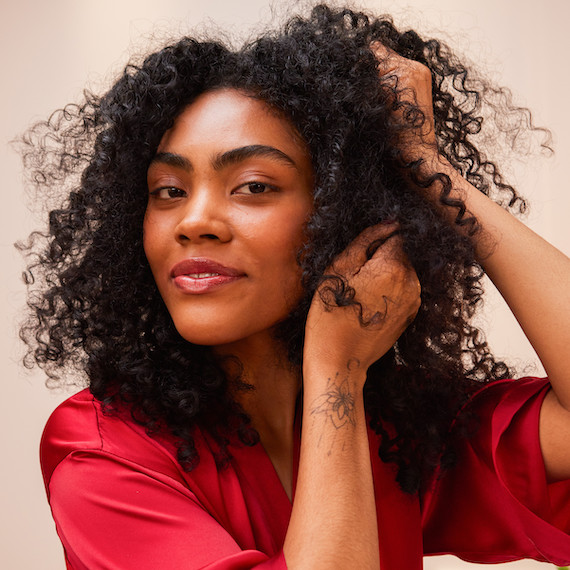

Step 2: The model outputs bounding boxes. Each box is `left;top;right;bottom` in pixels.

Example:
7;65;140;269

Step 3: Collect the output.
142;212;163;263
272;202;311;248
264;214;308;291
141;214;172;293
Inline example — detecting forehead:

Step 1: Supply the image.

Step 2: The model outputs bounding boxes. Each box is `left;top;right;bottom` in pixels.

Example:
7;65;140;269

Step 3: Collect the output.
157;88;310;166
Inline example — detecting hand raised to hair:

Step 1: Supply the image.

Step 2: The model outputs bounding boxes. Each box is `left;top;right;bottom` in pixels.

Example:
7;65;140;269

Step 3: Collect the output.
371;42;438;165
304;223;421;384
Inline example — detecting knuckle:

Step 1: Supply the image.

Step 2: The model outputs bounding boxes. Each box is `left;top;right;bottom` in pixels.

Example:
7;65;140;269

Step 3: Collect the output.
409;60;430;76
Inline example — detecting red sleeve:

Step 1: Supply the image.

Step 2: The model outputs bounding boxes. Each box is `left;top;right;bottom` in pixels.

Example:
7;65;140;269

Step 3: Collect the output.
41;391;287;570
48;450;287;570
422;377;570;566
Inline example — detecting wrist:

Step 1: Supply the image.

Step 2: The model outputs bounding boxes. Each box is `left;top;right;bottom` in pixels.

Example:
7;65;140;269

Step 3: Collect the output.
302;355;367;396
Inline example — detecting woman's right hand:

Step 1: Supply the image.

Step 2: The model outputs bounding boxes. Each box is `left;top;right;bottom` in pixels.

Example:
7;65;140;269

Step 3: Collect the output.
304;222;421;381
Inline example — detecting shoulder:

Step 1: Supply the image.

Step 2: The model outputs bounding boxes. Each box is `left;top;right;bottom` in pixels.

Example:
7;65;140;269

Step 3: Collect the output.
40;389;186;491
464;376;550;419
452;376;550;455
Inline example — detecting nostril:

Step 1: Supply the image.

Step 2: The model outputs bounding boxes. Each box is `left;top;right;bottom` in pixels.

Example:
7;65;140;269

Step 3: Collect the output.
177;232;222;242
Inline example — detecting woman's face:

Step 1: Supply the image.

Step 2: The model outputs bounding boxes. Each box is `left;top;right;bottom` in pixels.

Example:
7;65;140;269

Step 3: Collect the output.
144;88;314;348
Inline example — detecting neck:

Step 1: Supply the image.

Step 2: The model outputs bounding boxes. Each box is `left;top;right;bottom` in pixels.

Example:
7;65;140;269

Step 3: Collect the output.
213;331;300;501
213;331;301;436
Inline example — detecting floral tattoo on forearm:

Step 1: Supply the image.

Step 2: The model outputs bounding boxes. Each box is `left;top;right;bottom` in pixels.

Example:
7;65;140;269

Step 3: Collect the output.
310;374;356;430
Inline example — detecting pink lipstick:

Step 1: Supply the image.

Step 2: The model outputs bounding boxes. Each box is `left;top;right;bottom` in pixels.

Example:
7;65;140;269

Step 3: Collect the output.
170;258;245;294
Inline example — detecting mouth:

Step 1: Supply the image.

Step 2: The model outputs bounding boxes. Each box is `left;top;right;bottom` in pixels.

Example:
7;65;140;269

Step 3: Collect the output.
170;258;245;294
171;258;244;278
184;272;223;279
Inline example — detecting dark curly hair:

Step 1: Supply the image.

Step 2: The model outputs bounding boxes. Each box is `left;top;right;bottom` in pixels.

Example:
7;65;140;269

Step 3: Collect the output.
18;3;544;494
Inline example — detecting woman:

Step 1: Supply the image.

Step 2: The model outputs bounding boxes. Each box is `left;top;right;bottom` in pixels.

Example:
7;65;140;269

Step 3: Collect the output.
20;4;570;569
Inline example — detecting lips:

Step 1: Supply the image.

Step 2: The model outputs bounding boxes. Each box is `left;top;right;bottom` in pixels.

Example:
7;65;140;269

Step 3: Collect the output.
170;258;245;294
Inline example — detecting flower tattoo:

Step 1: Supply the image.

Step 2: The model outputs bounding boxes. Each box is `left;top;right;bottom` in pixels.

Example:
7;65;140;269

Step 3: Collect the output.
310;375;356;429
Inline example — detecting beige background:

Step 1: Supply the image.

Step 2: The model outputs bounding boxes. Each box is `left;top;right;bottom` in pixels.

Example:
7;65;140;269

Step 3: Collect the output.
1;0;568;568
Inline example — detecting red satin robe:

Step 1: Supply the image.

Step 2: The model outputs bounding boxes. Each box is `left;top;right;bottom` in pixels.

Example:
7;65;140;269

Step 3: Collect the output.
40;377;570;569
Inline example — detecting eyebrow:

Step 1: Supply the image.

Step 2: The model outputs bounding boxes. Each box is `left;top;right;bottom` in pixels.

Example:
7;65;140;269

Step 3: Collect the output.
149;144;297;172
212;145;297;170
150;152;192;171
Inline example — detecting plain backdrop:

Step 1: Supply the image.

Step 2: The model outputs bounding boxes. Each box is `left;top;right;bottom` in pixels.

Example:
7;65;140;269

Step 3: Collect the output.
1;1;568;568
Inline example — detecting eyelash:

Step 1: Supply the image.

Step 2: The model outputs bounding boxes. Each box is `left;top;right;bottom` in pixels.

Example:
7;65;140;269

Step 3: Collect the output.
149;187;186;199
234;181;275;195
149;181;276;199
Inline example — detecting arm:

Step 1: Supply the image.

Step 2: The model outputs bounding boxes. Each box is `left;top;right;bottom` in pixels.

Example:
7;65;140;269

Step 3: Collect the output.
284;225;421;569
373;44;570;481
284;361;379;570
435;162;570;482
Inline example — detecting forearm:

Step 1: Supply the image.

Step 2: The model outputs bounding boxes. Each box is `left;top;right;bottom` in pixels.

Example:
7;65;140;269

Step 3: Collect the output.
428;159;570;407
283;222;422;568
283;360;379;570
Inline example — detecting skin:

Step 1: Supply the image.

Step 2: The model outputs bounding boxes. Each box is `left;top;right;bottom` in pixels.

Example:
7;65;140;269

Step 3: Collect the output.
144;89;314;350
286;222;420;569
144;57;570;569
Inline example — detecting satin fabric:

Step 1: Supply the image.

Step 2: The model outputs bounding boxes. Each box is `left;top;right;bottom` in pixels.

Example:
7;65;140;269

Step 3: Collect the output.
41;377;570;569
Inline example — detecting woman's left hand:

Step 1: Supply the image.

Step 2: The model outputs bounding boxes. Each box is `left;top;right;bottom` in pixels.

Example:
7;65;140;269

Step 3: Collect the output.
371;42;438;165
372;42;570;484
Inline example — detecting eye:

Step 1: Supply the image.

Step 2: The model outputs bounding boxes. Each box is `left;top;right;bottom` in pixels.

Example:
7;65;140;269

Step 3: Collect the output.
234;182;273;195
149;187;186;200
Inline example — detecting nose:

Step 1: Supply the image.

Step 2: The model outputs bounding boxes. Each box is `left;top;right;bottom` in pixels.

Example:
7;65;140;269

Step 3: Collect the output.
175;188;232;244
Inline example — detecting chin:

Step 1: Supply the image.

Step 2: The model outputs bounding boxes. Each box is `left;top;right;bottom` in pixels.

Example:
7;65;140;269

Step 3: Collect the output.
170;311;296;350
166;293;305;349
169;317;258;347
173;325;241;347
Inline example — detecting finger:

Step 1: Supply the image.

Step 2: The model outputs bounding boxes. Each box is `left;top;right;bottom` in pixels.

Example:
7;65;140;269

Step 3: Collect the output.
370;42;433;109
370;41;389;59
370;41;396;62
331;222;400;275
360;236;412;288
370;41;408;78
